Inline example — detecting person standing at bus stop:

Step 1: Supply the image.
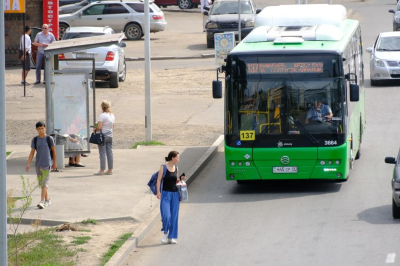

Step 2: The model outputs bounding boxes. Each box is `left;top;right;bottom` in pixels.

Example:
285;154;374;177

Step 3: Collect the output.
20;25;32;85
33;24;56;85
200;0;212;32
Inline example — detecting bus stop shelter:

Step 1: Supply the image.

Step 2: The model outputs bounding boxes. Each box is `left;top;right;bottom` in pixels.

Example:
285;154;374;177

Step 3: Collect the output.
42;33;125;165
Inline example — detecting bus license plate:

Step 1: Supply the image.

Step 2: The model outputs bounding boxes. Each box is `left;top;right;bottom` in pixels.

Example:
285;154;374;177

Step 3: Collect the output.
273;166;298;173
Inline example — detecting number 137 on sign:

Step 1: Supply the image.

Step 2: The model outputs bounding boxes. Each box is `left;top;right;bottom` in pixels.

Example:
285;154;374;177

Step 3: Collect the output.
240;130;255;141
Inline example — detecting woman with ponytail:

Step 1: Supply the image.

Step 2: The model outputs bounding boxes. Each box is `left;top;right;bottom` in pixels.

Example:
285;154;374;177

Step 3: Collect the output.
156;151;186;244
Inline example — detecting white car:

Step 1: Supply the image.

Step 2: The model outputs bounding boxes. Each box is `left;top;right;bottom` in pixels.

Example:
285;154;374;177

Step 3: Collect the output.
366;32;400;86
59;26;126;88
59;1;167;40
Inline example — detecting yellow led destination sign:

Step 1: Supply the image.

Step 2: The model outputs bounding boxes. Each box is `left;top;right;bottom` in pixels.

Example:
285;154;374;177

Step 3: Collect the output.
4;0;25;13
246;62;324;74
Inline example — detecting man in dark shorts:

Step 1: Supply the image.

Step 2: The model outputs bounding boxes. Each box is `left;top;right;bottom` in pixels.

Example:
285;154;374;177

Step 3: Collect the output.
26;121;57;209
20;26;32;85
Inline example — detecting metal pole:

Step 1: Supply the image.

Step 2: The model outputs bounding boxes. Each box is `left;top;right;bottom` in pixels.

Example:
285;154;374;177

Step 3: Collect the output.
23;13;26;97
45;53;53;135
0;1;8;265
238;0;241;42
144;0;152;142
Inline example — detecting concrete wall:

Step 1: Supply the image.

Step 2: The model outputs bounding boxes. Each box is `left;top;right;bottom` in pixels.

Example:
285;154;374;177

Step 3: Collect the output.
5;0;43;66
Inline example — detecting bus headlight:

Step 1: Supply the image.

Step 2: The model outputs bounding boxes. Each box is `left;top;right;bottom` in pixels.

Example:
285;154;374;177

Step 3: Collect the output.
245;162;250;166
206;22;218;29
231;162;235;166
245;20;255;27
375;59;385;67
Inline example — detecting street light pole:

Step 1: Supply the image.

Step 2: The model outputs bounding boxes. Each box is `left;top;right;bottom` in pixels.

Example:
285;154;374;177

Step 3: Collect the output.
0;1;8;265
238;0;241;42
144;0;152;142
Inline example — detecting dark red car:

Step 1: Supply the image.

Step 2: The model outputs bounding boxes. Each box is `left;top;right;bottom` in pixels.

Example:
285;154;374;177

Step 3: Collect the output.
155;0;200;9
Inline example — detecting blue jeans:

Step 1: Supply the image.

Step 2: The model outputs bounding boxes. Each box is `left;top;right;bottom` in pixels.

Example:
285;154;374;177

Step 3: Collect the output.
98;136;113;170
160;191;180;239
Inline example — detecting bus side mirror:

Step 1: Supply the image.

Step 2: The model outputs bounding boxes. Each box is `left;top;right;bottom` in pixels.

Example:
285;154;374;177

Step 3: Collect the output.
385;156;396;164
350;84;359;102
213;80;222;98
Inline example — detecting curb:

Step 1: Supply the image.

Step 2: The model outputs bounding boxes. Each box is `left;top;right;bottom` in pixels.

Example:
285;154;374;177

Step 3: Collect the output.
126;54;214;61
12;216;135;227
6;151;14;160
161;8;200;13
105;135;225;266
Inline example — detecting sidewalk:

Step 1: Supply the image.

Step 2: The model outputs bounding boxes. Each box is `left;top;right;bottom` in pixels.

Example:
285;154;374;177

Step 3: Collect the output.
6;137;223;265
6;143;216;224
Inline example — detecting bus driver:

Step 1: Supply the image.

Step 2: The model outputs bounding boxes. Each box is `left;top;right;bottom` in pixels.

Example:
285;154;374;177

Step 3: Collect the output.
305;99;333;124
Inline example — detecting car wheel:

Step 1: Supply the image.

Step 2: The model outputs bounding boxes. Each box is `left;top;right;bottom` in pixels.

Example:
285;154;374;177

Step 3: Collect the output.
59;23;69;40
393;199;400;219
370;79;379;86
207;37;214;48
119;61;126;82
178;0;192;9
109;72;119;88
125;24;143;40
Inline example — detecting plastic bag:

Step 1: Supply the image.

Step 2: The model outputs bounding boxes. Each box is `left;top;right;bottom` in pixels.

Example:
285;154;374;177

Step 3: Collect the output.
177;181;188;202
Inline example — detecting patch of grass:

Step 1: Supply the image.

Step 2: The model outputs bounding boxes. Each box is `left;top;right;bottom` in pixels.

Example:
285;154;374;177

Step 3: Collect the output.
77;247;87;252
78;229;92;232
131;140;165;149
81;218;97;225
8;228;76;266
6;151;11;156
100;232;133;266
72;236;91;245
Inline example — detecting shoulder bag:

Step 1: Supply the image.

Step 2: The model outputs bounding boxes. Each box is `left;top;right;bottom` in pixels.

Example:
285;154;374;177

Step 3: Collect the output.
89;130;104;146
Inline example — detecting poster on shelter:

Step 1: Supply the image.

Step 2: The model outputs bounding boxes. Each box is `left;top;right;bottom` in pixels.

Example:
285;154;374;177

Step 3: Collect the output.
4;0;25;13
214;32;235;67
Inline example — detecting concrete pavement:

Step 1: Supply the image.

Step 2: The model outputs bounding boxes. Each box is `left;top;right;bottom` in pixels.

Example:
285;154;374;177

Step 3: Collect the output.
6;135;224;265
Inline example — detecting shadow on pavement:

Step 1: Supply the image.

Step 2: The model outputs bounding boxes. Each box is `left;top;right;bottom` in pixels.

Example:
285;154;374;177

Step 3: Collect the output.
187;43;208;51
357;204;400;225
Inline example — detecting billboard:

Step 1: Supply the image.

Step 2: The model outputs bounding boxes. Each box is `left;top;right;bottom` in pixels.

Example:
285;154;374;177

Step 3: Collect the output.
43;0;59;40
214;32;235;67
4;0;25;13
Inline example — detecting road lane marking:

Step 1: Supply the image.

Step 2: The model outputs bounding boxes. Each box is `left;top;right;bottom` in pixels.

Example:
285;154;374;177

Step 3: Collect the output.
386;253;396;263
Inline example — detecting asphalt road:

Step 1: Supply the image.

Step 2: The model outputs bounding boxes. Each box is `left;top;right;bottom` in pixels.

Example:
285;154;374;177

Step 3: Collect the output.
125;0;400;265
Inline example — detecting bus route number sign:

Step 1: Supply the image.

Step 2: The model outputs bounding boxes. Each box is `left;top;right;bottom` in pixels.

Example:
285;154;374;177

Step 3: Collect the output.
240;130;255;141
246;62;323;74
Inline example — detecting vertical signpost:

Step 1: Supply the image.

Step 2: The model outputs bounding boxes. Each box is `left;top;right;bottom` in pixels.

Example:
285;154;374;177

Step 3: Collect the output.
144;0;151;142
43;0;59;40
3;0;26;264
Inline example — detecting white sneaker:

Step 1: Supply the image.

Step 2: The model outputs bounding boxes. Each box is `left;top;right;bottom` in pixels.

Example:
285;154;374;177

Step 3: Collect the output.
169;239;177;244
161;234;168;244
37;202;45;209
44;199;51;206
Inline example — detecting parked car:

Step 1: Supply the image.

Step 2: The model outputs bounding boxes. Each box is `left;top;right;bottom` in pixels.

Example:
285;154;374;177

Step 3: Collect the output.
60;0;83;6
389;2;400;31
385;154;400;219
58;26;127;88
59;1;167;40
59;0;106;15
205;0;261;48
155;0;199;9
366;32;400;86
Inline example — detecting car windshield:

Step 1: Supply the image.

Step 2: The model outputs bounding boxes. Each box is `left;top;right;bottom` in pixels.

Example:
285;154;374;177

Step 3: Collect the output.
376;36;400;51
211;1;253;15
63;32;105;40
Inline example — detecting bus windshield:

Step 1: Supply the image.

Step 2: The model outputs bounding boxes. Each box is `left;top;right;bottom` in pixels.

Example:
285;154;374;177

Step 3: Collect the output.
226;54;346;148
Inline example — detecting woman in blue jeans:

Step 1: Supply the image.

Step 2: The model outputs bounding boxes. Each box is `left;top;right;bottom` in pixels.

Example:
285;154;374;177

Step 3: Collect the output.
94;100;115;175
157;151;186;244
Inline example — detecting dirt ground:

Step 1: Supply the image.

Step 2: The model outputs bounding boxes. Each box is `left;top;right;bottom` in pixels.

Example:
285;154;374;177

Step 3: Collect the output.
5;64;223;265
5;65;223;149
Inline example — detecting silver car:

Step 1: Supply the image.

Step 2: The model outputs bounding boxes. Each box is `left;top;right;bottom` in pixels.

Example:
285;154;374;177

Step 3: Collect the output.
59;26;126;88
366;32;400;86
385;153;400;219
59;1;167;40
389;2;400;31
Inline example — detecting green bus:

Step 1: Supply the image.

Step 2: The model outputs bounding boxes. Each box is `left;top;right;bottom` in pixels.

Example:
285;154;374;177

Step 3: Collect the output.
212;4;365;183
